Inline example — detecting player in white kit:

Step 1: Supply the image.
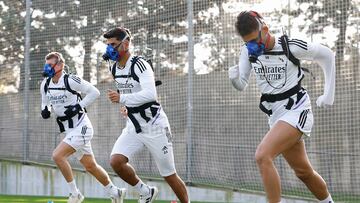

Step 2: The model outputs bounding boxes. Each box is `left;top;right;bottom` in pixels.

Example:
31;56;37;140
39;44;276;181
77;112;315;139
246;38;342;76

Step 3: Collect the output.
102;27;189;203
229;11;335;203
40;52;126;203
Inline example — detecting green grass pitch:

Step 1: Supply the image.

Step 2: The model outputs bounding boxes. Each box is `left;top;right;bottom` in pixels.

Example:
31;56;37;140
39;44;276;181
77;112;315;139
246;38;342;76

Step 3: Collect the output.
0;194;211;203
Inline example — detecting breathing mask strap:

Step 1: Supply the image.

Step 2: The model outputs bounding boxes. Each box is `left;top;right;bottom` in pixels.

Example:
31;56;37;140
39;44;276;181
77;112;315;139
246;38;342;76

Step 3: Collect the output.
264;32;271;50
118;33;129;59
52;55;64;76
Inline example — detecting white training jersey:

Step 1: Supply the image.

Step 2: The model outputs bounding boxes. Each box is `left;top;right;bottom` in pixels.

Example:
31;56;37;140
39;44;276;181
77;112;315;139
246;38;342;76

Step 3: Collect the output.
238;36;323;94
40;72;100;131
111;55;170;130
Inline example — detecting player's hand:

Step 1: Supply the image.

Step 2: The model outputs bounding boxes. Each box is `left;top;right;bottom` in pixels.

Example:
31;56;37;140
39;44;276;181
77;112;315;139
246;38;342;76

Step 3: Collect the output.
107;89;120;103
64;104;82;118
316;95;333;108
41;106;51;119
228;65;239;80
120;106;128;118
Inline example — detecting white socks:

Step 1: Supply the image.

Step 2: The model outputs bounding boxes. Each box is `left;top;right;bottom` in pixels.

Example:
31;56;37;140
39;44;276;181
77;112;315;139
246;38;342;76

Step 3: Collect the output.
134;180;150;196
273;195;333;203
319;194;334;203
105;182;119;197
68;180;79;195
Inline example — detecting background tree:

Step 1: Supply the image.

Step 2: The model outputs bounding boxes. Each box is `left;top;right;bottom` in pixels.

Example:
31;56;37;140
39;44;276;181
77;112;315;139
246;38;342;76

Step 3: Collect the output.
0;1;24;93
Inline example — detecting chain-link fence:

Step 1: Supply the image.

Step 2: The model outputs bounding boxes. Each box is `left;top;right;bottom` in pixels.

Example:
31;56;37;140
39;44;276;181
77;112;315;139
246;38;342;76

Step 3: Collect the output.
0;0;359;202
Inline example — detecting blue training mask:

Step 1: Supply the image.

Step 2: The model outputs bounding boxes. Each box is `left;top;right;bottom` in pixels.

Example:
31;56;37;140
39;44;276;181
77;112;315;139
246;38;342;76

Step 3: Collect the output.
245;14;269;63
102;32;129;61
42;63;56;78
103;44;120;61
246;40;265;63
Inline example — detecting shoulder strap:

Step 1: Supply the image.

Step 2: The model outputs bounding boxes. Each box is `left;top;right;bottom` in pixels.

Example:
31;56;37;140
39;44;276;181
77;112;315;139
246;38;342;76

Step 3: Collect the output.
111;63;117;79
280;35;302;77
130;56;141;83
64;74;78;95
280;35;315;79
130;56;162;86
146;58;155;71
64;74;87;112
110;56;145;82
280;35;300;66
44;77;51;94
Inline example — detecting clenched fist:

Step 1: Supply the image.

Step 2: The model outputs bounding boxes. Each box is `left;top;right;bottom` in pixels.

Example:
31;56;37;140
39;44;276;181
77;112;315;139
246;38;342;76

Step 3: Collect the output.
107;89;120;103
120;106;128;118
316;95;333;108
228;65;239;80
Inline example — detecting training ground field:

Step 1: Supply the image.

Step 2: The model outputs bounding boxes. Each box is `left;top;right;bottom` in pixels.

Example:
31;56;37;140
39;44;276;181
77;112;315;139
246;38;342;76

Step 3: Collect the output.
0;195;211;203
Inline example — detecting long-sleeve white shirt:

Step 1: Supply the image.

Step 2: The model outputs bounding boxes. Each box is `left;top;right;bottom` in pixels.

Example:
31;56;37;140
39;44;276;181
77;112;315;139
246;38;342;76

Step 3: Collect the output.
229;36;336;107
115;56;157;106
40;72;100;130
111;55;169;130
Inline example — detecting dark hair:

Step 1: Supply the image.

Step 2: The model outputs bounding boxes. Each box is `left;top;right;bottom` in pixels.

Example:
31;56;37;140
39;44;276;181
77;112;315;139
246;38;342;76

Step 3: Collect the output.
103;27;132;41
45;52;65;64
235;11;263;36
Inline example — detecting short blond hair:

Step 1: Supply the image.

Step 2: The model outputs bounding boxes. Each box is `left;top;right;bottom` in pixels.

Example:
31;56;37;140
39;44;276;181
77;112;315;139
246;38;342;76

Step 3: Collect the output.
45;52;65;64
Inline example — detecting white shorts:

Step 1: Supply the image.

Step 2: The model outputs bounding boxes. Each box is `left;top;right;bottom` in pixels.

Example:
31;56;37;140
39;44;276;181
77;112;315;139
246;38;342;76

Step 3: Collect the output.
111;124;176;177
275;108;314;136
268;92;314;136
63;116;94;160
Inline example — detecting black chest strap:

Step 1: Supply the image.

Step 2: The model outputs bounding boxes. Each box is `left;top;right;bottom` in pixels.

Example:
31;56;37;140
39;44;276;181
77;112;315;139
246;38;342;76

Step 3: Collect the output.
126;101;160;133
45;75;76;94
261;81;302;103
259;79;306;116
111;56;162;86
44;74;87;113
56;112;84;133
110;56;143;82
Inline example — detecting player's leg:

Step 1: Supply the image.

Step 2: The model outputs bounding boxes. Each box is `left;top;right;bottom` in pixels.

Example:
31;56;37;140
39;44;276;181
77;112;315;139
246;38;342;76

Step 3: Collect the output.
80;154;111;185
164;173;189;203
110;154;153;201
282;139;334;202
110;154;140;185
52;141;78;191
52;141;76;181
68;120;126;203
80;154;126;203
59;123;98;203
143;126;189;203
52;141;84;203
110;129;152;199
255;121;303;203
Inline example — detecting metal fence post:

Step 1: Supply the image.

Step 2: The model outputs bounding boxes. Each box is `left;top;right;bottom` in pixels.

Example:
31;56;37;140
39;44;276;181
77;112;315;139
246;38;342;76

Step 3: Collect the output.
288;0;291;37
23;0;32;161
186;0;194;184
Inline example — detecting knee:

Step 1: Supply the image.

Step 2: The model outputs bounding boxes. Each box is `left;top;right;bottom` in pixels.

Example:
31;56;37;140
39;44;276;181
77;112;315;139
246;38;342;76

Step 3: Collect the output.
295;169;314;182
110;155;128;170
255;148;272;167
52;151;63;164
83;162;98;173
164;173;178;182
